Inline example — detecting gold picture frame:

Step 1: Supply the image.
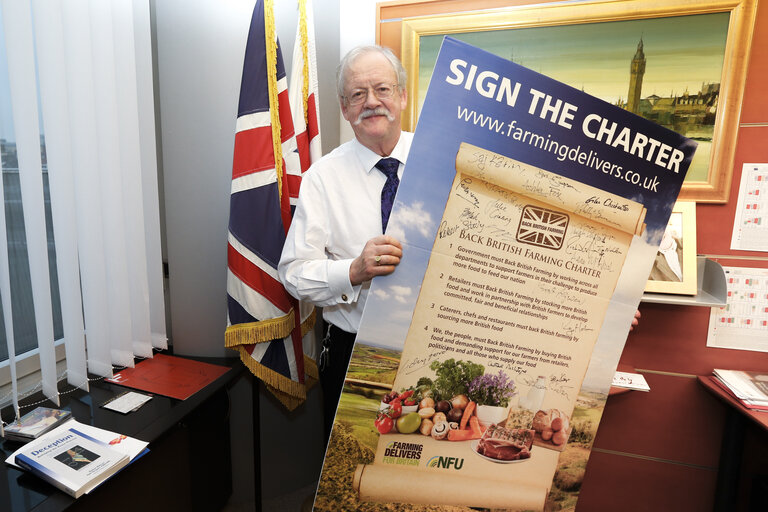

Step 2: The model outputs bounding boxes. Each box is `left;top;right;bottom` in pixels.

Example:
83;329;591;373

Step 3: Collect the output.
400;0;757;203
645;201;698;295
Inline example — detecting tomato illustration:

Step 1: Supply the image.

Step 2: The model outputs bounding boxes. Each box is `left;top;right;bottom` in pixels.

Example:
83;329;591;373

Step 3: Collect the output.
375;413;393;434
387;400;402;418
399;389;414;400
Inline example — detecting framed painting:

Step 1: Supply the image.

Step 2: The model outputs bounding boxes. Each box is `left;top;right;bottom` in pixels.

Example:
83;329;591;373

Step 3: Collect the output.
645;201;698;295
400;0;758;203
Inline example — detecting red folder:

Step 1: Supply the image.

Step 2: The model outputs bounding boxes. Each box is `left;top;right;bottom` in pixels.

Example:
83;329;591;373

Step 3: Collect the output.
106;354;229;400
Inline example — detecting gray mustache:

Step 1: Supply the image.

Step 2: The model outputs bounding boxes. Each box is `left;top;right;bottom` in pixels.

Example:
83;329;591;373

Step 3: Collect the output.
354;107;394;125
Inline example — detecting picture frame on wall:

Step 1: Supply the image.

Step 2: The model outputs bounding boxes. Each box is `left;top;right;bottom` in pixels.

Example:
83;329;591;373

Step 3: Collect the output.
645;201;698;295
399;0;758;203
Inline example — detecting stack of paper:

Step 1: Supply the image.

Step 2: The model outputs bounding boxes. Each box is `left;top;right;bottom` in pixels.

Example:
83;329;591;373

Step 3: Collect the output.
5;419;149;498
712;369;768;411
611;371;651;392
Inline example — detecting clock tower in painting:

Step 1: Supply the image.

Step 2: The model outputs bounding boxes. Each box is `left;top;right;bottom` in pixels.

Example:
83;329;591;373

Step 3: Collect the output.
627;38;646;114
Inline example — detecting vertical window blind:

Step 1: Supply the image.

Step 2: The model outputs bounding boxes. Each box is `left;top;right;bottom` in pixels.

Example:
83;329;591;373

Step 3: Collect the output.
0;0;166;422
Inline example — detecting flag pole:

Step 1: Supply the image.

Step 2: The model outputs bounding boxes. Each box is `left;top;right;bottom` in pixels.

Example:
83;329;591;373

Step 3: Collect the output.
252;374;262;511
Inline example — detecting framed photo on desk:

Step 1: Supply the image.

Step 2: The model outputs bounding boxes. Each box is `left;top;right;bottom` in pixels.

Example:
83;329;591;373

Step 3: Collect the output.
645;201;698;295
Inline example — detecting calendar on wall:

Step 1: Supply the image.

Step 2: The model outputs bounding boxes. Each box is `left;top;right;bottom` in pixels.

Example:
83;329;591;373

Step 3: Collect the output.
731;163;768;252
707;266;768;352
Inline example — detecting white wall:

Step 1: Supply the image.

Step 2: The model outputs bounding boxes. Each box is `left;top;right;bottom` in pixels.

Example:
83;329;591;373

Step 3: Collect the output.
338;0;378;143
155;0;250;357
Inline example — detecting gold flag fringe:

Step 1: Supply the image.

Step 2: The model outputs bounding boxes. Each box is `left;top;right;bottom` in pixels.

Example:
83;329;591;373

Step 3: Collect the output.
225;307;316;348
224;312;294;347
264;0;283;200
237;345;306;410
261;353;319;410
304;353;319;383
301;306;317;336
229;309;317;409
298;0;309;126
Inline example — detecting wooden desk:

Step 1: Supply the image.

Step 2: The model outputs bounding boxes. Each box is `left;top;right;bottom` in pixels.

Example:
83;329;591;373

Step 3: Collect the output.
699;376;768;431
1;356;244;512
698;375;768;511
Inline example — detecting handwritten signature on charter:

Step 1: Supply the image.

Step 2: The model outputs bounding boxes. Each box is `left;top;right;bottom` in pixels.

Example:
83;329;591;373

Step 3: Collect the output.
549;373;575;399
401;349;449;375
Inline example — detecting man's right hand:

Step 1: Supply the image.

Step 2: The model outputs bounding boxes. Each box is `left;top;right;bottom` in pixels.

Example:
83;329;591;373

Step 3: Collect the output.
349;235;403;286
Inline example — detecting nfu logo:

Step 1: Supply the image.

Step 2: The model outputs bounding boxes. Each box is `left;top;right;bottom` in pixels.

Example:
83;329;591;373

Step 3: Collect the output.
427;455;464;470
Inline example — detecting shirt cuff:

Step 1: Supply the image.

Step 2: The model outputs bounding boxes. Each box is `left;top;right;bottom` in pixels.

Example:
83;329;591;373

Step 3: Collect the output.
327;259;358;304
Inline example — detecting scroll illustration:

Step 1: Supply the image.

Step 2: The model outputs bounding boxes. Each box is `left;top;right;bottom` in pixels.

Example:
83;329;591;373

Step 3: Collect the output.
352;143;646;509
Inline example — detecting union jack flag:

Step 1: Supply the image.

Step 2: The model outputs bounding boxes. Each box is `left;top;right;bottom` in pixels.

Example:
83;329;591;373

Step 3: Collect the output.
225;0;317;410
517;205;569;250
289;0;322;179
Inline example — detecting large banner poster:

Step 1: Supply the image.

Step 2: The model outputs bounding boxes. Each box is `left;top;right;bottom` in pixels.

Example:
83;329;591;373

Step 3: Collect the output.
314;38;696;511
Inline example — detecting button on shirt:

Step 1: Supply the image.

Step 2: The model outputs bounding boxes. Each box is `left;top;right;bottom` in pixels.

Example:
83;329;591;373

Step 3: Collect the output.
278;132;413;334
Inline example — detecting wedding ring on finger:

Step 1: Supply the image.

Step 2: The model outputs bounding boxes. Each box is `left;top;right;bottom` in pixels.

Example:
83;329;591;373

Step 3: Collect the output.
375;255;381;265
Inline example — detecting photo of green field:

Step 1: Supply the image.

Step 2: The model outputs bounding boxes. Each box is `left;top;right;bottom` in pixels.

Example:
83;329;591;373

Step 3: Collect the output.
314;342;610;512
316;344;470;511
544;392;607;512
338;344;400;452
346;344;400;386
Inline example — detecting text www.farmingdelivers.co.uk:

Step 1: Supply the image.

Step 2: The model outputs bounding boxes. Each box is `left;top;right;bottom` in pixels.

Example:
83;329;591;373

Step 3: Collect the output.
456;105;661;192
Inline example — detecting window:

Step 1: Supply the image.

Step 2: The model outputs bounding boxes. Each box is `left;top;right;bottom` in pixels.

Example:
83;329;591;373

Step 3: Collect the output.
1;136;64;363
0;0;166;414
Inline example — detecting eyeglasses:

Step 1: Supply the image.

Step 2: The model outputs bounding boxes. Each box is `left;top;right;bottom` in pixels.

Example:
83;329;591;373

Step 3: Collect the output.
344;83;398;106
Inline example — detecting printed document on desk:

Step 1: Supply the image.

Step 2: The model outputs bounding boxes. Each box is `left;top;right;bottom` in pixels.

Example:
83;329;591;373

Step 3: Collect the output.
11;426;130;498
6;419;149;469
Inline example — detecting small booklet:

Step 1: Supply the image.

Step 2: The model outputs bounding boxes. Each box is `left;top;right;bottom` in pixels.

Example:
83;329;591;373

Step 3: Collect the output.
3;407;72;442
13;426;130;498
611;371;651;392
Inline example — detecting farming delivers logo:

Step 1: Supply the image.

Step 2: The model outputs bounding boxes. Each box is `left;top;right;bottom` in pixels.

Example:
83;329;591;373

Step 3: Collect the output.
382;441;423;467
427;455;465;470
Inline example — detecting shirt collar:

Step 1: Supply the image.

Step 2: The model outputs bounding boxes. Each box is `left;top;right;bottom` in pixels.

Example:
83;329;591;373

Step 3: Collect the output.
352;132;407;175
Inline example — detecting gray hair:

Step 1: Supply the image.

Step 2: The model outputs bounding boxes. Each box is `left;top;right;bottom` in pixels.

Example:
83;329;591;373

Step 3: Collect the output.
336;45;407;99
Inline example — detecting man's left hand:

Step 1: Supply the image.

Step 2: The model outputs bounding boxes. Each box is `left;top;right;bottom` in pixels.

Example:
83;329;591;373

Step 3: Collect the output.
349;235;403;286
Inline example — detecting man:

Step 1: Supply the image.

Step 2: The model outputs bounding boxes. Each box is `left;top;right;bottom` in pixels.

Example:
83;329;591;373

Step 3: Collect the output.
278;45;410;438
